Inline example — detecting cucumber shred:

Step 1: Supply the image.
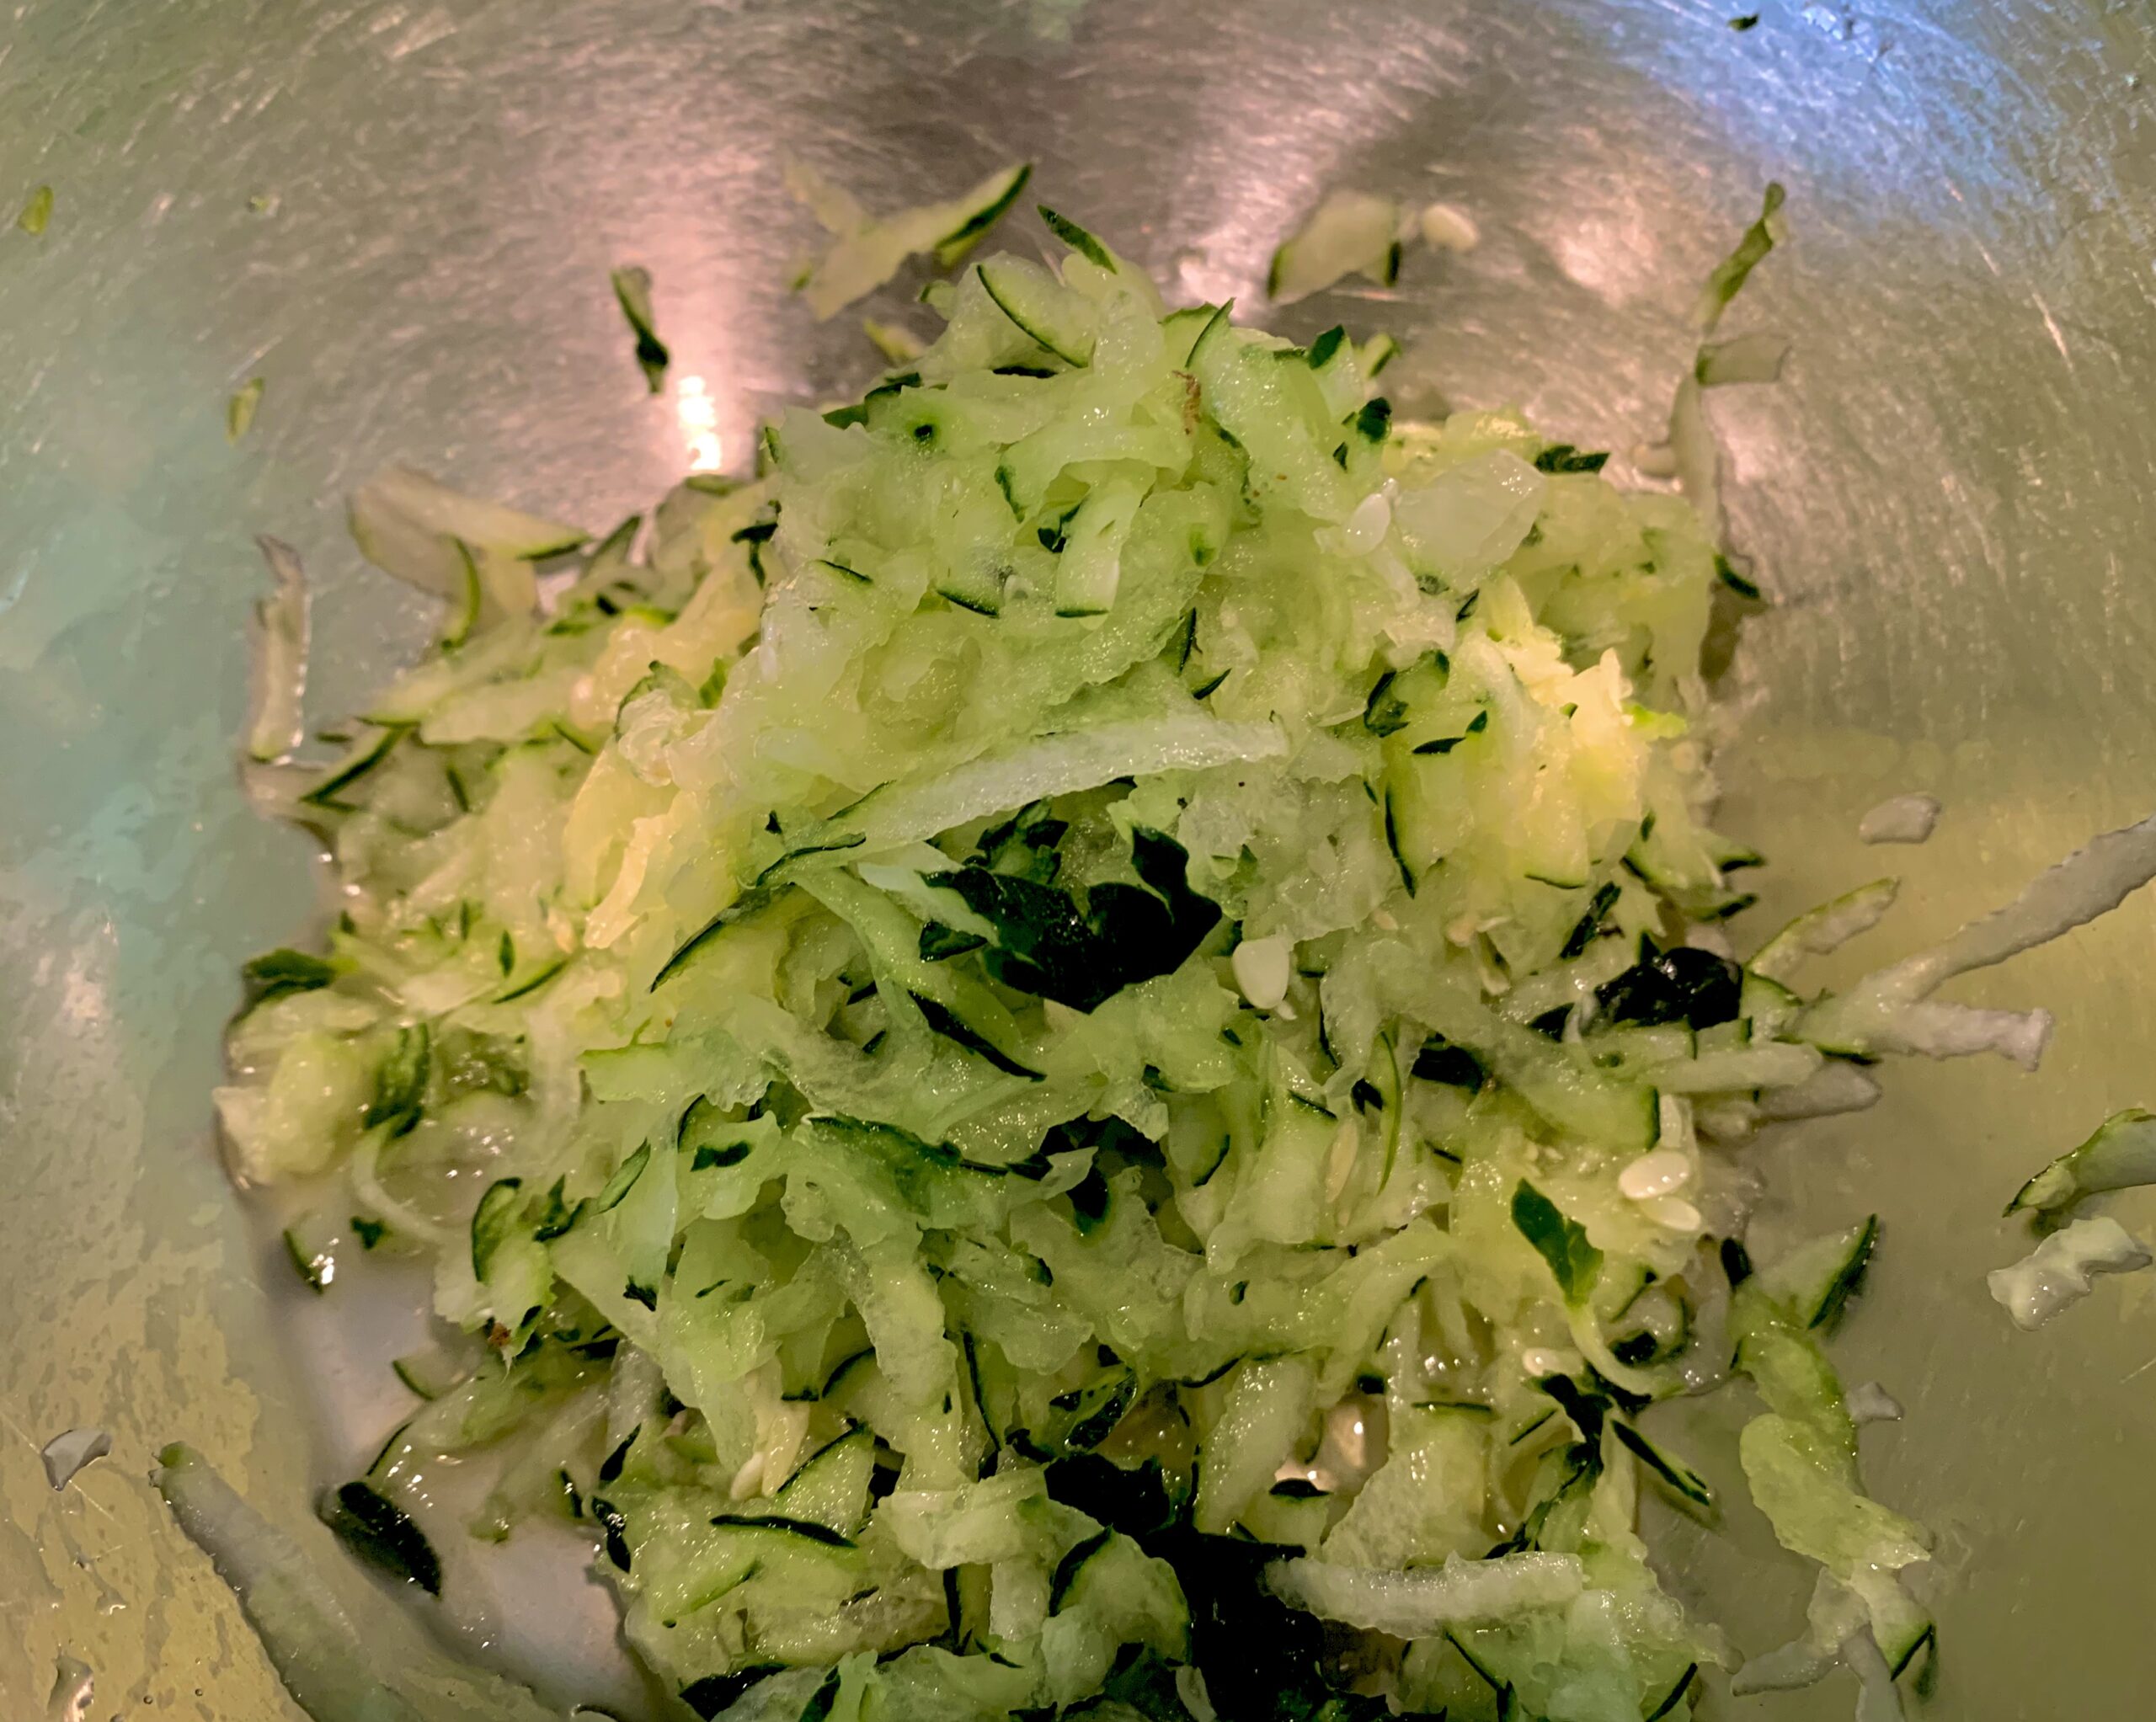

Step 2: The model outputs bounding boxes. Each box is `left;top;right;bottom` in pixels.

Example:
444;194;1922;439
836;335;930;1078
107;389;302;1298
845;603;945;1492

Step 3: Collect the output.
346;464;586;602
977;257;1096;367
1988;1216;2152;1330
610;264;670;393
205;189;2156;1722
1755;1215;1877;1330
1267;189;1406;304
786;157;1033;319
2009;1108;2156;1218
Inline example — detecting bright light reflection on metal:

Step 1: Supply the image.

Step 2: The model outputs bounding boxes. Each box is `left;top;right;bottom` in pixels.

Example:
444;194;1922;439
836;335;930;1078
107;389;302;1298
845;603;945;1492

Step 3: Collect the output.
677;375;723;471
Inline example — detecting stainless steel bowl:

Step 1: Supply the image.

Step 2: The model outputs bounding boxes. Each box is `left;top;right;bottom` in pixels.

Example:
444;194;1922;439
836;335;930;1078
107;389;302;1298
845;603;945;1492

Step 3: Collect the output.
7;1;2154;1715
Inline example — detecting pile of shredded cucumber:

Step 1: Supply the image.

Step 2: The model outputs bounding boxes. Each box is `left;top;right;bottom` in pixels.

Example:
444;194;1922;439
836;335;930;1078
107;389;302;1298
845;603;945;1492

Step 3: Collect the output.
204;186;2156;1722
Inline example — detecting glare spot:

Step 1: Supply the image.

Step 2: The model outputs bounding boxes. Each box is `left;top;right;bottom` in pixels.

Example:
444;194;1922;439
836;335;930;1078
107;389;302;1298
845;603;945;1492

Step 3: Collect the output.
678;375;723;472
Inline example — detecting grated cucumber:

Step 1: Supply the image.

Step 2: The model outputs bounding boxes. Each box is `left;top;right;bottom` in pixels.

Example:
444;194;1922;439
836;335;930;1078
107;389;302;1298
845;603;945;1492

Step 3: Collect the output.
196;190;2156;1722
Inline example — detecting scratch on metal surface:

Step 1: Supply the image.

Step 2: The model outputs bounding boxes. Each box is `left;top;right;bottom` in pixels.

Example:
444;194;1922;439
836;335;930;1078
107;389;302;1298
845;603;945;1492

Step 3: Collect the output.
385;6;456;59
2030;289;2075;372
2047;312;2140;371
2097;549;2123;696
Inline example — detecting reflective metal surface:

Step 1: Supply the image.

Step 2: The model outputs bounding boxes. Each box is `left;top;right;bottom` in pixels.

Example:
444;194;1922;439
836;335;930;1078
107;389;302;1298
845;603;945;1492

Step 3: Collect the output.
5;1;2154;1714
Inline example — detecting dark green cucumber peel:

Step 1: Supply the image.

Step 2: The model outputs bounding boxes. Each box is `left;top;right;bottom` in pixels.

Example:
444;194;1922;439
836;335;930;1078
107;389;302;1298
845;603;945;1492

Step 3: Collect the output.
321;1480;441;1595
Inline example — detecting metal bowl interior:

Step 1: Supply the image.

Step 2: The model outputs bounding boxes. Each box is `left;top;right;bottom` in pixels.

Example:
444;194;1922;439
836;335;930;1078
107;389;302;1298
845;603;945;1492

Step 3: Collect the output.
4;1;2154;1716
